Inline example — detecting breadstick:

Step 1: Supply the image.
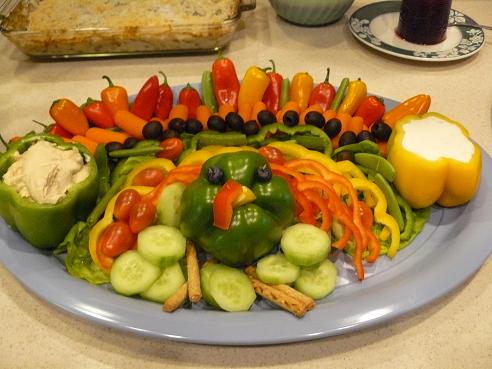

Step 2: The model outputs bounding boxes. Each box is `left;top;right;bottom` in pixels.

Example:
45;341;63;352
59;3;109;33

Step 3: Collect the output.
186;241;202;303
163;282;188;313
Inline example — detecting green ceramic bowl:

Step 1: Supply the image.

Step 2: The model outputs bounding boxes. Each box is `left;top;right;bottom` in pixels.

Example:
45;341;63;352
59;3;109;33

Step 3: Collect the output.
269;0;354;26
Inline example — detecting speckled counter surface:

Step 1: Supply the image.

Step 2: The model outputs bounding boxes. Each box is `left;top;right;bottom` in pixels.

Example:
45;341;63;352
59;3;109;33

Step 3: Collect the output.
1;1;491;368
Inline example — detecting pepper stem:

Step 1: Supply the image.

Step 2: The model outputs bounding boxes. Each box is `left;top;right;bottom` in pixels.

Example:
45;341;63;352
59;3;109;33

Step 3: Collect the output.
158;71;168;86
324;68;331;84
32;120;48;128
269;59;277;73
0;134;8;149
102;75;114;87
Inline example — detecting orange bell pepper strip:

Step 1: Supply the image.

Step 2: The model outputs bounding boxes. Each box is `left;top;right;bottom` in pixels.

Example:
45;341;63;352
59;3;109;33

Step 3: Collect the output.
213;179;243;230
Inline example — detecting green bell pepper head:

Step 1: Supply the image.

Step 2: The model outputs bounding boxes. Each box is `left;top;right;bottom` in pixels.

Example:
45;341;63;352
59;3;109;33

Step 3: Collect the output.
0;133;98;249
180;151;295;265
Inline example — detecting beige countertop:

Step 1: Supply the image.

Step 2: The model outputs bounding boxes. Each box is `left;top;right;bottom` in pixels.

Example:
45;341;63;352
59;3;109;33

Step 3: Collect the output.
1;1;492;368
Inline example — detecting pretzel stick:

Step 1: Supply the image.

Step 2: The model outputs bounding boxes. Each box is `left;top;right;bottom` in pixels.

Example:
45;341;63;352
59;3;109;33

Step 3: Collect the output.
163;282;188;313
186;241;202;303
245;266;312;318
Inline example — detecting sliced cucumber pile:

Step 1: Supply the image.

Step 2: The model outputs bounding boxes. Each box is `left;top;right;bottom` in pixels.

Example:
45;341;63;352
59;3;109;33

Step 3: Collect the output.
256;253;300;285
156;182;186;228
137;225;186;267
295;259;338;300
140;262;186;303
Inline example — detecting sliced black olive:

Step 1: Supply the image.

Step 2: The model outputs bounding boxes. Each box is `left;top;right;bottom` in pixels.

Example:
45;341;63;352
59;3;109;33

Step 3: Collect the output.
283;110;299;127
105;141;124;153
257;110;276;126
185;119;204;134
336;150;355;162
371;121;392;141
161;129;180;140
207;167;225;185
255;164;272;182
357;130;376;142
323;118;342;138
168;118;187;133
142;120;163;140
123;137;138;149
243;120;260;136
304;111;325;128
338;131;357;147
207;115;227;132
225;112;244;131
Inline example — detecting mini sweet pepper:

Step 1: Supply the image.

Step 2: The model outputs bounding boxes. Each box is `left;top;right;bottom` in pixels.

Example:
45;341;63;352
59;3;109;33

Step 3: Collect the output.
0;133;98;248
387;112;481;209
179;151;295;265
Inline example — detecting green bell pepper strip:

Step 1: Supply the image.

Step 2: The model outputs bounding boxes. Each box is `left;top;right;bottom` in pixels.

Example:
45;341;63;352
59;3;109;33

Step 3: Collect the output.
110;155;154;185
108;146;162;158
201;70;218;113
330;77;350;111
179;151;295;265
0;133;98;249
94;144;110;200
396;193;415;241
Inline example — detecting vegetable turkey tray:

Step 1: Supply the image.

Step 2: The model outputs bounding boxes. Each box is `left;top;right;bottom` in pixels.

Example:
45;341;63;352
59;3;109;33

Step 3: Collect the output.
1;58;492;346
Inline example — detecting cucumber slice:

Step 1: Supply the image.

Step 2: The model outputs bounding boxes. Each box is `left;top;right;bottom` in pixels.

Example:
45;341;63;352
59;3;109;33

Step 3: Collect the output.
256;253;300;285
209;265;256;312
137;225;186;267
140;262;186;303
156;182;186;228
110;250;161;296
280;223;331;267
200;262;223;308
295;259;337;300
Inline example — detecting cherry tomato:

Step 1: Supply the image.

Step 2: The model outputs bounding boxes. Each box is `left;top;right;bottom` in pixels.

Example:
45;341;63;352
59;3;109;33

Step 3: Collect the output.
157;137;184;161
129;199;156;233
258;146;285;165
132;167;166;187
358;201;374;229
113;189;141;221
98;221;136;258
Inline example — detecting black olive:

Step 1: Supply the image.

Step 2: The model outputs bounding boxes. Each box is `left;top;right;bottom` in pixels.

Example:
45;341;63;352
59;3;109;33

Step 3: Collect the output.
207;167;225;185
123;137;138;149
371;121;392;141
142;120;163;140
255;164;272;182
283;110;299;127
161;129;180;140
105;141;124;153
168;118;187;133
225;112;244;131
338;131;357;147
336;150;355;162
357;130;376;142
323;118;342;138
185;119;204;134
243;120;260;136
257;110;276;126
304;111;325;128
207;115;227;132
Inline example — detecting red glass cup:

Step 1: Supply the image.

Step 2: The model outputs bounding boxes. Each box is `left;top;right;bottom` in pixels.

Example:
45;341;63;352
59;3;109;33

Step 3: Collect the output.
396;0;452;45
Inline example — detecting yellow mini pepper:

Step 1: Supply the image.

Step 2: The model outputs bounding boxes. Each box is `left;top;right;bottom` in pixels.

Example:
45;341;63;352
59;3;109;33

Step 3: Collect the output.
337;78;367;116
387;112;481;209
289;72;314;112
238;66;270;107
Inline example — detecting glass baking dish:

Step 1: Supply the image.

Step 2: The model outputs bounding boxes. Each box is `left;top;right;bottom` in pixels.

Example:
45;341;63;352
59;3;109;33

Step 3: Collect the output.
0;0;255;59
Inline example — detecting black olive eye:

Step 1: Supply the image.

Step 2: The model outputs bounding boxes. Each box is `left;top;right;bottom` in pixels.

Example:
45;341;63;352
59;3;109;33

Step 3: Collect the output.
207;167;225;185
255;164;272;182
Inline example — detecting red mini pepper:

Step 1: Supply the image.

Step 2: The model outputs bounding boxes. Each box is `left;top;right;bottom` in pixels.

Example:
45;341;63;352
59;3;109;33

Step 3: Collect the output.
81;98;115;129
354;95;385;128
100;76;129;117
131;74;160;121
211;55;240;109
213;179;243;230
308;68;336;111
33;120;73;139
262;59;283;115
154;72;173;120
178;83;202;119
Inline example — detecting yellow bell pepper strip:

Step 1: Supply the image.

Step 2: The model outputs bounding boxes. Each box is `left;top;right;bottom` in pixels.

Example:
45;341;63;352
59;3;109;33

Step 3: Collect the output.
337;79;367;116
178;145;257;166
350;178;401;258
382;94;431;128
335;160;376;207
238;66;271;107
124;158;175;186
89;186;153;271
387;112;481;208
266;141;340;174
289;72;314;112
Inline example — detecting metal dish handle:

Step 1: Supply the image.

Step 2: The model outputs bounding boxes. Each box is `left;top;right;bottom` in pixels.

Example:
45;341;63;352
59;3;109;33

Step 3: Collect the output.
240;0;256;12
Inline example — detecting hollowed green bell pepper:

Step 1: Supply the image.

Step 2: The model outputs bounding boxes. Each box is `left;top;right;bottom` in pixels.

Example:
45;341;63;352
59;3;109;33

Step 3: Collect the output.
179;151;295;265
0;133;98;249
